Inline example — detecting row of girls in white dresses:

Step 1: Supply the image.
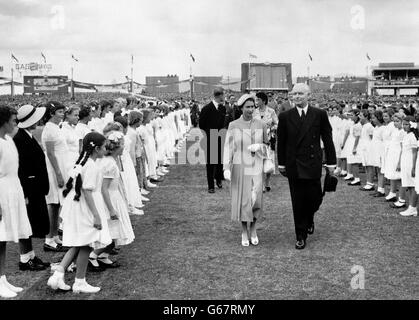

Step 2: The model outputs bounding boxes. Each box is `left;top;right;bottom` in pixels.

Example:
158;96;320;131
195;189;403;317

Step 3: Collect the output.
329;108;419;217
47;105;191;293
43;102;192;250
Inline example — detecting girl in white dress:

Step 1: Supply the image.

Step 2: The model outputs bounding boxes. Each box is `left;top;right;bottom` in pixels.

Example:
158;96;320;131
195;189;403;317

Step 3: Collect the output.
142;109;159;182
41;101;73;251
112;118;144;215
384;114;407;208
89;130;135;270
376;110;396;198
0;106;32;298
330;106;343;175
399;116;418;216
358;110;375;190
61;106;80;165
342;109;362;186
75;105;93;140
369;111;386;196
339;113;352;177
47;132;112;293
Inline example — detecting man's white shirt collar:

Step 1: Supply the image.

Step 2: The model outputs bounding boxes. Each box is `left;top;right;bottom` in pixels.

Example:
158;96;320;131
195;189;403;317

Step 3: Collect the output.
296;104;308;116
212;100;218;110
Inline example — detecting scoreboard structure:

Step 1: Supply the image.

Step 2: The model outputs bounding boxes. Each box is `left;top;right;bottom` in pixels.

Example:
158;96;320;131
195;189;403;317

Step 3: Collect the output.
241;63;292;92
23;75;69;94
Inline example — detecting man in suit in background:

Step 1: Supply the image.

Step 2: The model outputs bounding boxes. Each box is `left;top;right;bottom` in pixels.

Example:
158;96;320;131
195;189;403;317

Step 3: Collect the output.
277;83;336;250
199;88;226;193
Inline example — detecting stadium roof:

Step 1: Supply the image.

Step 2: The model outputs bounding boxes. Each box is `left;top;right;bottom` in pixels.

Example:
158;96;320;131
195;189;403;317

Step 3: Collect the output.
372;62;419;70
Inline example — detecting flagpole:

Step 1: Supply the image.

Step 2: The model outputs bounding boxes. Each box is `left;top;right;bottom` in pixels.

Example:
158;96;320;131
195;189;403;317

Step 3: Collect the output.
11;67;14;98
131;56;134;94
71;66;74;100
248;56;251;92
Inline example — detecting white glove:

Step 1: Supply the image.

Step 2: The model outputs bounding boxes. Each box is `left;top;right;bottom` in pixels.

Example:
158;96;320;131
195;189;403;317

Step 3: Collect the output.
248;144;262;153
224;169;231;181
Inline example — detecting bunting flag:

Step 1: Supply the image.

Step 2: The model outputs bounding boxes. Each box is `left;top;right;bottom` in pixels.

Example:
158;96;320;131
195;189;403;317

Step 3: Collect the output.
190;53;195;62
308;53;313;61
11;53;19;63
41;52;46;63
249;53;257;59
71;54;79;62
366;53;371;61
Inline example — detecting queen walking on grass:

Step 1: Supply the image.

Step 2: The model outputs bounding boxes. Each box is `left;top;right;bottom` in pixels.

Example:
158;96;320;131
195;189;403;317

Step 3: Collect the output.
223;94;268;247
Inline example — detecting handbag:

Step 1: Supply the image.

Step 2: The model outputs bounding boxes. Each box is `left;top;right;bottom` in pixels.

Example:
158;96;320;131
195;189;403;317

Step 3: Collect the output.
263;146;275;174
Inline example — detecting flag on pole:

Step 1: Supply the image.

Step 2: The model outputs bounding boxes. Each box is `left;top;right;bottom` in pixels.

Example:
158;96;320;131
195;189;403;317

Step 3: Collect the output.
366;53;371;61
249;53;257;59
131;54;134;65
41;52;46;63
11;53;19;63
71;54;79;62
190;53;195;62
308;53;313;61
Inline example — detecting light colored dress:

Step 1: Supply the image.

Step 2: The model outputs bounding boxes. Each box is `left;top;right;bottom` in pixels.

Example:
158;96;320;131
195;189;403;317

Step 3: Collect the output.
223;117;268;222
346;122;362;164
381;122;395;174
61;158;112;249
143;123;158;178
384;128;406;180
359;122;374;166
330;116;342;158
61;122;80;166
0;136;32;242
41;122;72;204
75;122;92;140
88;117;105;134
370;125;384;168
120;134;142;209
400;131;417;187
340;119;353;159
100;157;135;246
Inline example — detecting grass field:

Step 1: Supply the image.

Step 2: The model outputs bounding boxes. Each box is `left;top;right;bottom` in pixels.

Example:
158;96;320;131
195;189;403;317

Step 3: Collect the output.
3;129;419;300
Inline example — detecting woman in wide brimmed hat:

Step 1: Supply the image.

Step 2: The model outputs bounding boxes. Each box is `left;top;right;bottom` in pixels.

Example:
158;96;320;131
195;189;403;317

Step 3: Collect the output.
223;94;269;247
13;104;51;271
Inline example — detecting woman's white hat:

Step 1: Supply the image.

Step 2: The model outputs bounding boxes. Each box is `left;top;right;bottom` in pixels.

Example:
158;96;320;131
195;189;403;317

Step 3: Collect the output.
237;93;255;107
17;104;46;129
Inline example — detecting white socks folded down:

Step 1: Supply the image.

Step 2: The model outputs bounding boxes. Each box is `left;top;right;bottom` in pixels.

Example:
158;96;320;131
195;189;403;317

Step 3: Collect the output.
20;250;35;263
377;187;385;194
45;236;62;247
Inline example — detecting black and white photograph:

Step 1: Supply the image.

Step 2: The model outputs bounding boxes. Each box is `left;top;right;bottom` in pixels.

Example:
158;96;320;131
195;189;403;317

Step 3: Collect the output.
0;0;418;306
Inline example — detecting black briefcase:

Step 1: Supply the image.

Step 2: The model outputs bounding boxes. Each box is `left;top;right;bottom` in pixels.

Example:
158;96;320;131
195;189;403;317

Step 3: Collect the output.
323;167;338;196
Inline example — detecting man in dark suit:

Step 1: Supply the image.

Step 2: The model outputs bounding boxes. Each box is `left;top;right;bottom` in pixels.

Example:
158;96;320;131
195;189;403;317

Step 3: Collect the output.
13;105;51;270
199;88;226;193
277;84;336;250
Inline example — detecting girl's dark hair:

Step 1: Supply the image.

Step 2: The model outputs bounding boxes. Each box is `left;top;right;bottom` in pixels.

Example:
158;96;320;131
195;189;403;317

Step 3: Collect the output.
350;109;361;124
78;105;91;121
360;109;370;121
373;110;384;125
43;101;66;123
63;132;106;201
129;111;143;126
114;116;128;128
255;92;268;105
99;100;112;117
402;115;419;139
0;105;17;127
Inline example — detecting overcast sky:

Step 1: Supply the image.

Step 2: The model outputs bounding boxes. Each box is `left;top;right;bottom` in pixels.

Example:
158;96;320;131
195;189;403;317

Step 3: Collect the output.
0;0;418;84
